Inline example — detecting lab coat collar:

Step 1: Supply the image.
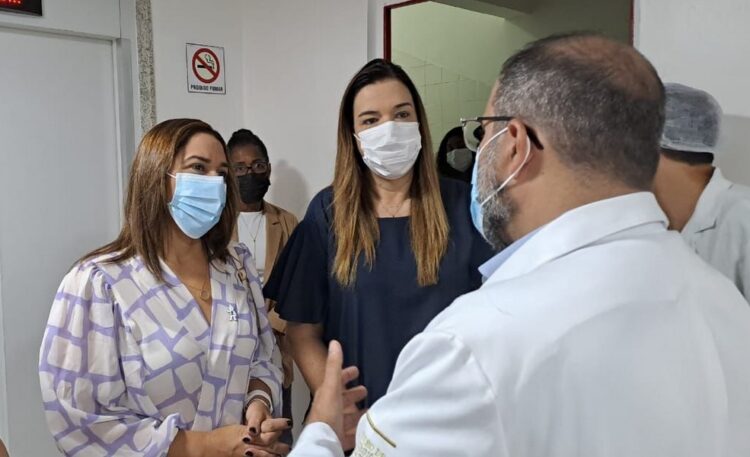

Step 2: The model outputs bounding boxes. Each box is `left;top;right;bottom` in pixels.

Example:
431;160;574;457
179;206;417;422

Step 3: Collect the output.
682;167;733;235
485;192;668;285
478;228;541;279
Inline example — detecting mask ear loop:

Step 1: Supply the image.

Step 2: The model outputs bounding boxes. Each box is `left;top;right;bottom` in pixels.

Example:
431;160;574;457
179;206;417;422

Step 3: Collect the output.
480;133;532;207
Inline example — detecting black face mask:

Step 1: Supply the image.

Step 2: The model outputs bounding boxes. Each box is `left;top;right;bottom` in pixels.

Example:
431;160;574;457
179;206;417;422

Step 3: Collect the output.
237;174;270;205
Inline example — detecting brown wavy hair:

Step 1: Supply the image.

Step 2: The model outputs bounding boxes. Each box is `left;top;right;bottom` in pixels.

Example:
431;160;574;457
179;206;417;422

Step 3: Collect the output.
82;118;239;280
333;59;449;287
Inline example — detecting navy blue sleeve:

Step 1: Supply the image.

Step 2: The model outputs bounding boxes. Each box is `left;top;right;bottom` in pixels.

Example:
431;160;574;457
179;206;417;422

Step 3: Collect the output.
439;178;495;287
263;189;332;324
469;219;494;285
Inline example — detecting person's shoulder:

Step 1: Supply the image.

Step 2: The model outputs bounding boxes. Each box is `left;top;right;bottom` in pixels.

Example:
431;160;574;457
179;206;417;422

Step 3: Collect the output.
419;289;527;389
437;177;471;212
265;201;299;225
310;186;334;207
723;181;750;211
75;250;133;281
716;181;750;230
58;252;125;298
303;187;334;224
439;176;471;198
425;288;521;353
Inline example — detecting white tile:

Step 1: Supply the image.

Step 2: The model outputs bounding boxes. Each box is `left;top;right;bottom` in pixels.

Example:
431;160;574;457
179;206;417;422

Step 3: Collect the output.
424;84;441;108
439;82;459;106
442;68;459;82
476;82;493;101
406;65;426;87
425;64;442;85
393;50;425;67
459;79;476;101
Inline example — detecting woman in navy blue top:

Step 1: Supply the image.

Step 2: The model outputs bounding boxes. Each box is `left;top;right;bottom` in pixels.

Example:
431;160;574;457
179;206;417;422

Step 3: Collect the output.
264;60;492;447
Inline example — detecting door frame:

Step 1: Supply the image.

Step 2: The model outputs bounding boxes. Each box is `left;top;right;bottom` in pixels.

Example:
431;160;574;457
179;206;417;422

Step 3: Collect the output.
384;0;428;61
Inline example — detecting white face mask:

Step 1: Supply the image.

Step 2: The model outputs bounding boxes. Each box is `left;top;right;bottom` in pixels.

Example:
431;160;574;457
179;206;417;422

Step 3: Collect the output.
356;121;421;180
447;147;474;172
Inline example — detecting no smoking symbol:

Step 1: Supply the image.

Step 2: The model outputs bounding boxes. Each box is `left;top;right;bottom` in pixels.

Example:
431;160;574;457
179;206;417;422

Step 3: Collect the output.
192;48;221;84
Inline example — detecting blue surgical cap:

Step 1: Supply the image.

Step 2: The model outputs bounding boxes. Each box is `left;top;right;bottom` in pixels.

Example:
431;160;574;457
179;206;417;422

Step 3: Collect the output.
660;83;722;154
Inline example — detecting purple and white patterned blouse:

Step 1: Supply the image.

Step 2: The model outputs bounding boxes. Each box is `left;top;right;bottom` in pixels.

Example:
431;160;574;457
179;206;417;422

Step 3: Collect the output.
39;243;282;456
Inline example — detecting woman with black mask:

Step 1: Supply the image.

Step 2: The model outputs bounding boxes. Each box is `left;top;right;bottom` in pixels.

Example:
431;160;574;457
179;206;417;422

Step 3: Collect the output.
228;128;298;445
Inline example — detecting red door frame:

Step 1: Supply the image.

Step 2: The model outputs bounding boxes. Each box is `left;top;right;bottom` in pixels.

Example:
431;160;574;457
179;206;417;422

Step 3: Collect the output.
384;0;429;61
384;0;636;61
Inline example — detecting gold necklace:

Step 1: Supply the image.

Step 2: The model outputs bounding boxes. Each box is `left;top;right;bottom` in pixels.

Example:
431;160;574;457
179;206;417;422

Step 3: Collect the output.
182;277;211;301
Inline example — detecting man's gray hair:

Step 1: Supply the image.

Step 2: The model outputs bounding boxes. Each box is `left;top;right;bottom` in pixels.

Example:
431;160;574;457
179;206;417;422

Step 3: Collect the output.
494;32;665;190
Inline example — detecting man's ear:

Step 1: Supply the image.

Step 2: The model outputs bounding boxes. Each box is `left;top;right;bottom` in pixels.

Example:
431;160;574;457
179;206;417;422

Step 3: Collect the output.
505;119;531;169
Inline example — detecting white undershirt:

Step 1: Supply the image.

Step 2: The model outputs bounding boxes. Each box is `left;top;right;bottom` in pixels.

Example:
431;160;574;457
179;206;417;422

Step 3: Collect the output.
237;211;267;283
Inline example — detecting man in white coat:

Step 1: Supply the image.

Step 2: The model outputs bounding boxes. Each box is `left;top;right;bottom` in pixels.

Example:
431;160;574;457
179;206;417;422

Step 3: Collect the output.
287;33;750;457
653;83;750;299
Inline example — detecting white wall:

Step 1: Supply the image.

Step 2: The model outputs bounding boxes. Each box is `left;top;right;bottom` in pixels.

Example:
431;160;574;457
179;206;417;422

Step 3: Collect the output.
0;1;136;454
241;0;369;436
635;0;750;185
150;0;369;218
368;0;412;59
243;0;370;217
150;0;245;139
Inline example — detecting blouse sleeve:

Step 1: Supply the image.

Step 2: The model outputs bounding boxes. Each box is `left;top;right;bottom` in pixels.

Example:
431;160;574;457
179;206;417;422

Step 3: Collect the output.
236;245;283;414
39;263;181;457
263;192;331;324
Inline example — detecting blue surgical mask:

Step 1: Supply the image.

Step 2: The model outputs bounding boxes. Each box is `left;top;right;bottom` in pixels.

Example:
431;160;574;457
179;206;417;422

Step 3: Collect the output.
168;173;227;239
470;127;531;239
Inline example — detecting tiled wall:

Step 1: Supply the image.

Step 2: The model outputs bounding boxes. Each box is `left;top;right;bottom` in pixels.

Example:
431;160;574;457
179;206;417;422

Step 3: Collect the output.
394;48;492;149
390;0;631;152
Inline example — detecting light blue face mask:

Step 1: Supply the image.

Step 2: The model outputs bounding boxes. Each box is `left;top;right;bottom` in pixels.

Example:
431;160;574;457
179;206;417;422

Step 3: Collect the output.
470;126;531;239
168;173;227;239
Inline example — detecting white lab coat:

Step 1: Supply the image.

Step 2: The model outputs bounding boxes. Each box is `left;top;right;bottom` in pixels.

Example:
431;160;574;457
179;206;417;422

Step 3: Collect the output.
290;192;750;457
681;167;750;299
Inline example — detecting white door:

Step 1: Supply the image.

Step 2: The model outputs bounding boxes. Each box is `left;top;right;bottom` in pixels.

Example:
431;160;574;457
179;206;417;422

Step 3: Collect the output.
0;27;122;456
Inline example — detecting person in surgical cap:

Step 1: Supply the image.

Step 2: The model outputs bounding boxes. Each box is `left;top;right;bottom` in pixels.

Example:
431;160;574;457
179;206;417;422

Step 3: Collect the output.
653;82;750;299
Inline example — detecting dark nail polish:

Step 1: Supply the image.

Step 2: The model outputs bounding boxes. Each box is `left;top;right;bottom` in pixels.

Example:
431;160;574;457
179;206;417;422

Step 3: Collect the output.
249;427;258;435
243;437;252;444
245;452;254;457
286;419;293;427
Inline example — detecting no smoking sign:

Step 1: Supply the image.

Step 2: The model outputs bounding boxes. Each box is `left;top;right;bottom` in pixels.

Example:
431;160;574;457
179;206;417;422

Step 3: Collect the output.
186;43;226;94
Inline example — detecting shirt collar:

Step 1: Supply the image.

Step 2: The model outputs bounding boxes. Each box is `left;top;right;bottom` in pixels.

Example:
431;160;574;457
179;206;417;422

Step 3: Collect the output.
484;192;668;286
479;228;541;279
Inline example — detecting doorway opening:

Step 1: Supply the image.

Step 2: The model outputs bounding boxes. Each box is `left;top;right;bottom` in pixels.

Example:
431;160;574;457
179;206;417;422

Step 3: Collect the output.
385;0;633;150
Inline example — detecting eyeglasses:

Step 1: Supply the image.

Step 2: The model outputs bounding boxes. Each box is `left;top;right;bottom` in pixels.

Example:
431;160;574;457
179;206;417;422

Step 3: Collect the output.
232;161;269;176
460;116;544;152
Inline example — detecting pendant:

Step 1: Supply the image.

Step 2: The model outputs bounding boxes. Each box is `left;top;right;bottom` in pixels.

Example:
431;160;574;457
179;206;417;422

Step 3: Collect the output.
227;305;238;321
200;289;210;301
